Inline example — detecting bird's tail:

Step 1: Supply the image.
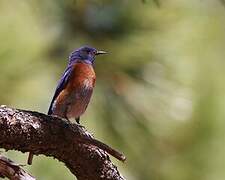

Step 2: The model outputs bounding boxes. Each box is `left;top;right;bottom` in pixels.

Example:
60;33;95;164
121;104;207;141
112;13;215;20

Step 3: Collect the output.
27;152;34;165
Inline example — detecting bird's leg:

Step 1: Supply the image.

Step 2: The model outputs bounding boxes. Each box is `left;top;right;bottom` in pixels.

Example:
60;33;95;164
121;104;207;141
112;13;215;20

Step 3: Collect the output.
75;117;85;128
75;117;80;124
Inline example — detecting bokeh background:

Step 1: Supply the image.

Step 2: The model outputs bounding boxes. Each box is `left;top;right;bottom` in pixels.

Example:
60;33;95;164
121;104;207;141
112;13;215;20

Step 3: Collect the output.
1;0;225;179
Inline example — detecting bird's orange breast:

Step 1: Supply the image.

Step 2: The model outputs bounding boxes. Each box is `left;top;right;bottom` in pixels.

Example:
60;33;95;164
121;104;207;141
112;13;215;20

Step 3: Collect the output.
56;62;96;119
68;63;96;89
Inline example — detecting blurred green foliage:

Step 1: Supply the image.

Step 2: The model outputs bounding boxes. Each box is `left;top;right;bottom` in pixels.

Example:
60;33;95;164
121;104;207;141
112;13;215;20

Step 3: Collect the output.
1;0;225;179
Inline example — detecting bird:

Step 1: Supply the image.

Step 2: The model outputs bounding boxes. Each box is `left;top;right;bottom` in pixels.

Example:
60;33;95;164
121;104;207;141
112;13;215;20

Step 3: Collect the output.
27;46;107;165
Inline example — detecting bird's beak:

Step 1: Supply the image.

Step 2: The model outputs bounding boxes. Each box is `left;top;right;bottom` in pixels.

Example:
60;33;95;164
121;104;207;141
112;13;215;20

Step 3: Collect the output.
96;50;107;55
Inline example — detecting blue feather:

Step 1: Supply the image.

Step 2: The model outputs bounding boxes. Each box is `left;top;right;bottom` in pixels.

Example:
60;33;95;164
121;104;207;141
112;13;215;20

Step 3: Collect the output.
48;66;73;115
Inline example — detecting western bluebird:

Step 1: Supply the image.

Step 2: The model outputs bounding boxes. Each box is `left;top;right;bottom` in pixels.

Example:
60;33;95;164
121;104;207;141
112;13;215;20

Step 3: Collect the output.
27;46;107;165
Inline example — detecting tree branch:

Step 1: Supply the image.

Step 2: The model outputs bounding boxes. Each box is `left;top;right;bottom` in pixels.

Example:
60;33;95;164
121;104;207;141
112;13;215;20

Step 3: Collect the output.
0;155;35;180
0;105;125;180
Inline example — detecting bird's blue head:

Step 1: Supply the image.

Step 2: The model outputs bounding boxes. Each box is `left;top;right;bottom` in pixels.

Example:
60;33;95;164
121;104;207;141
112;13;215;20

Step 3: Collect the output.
69;46;107;65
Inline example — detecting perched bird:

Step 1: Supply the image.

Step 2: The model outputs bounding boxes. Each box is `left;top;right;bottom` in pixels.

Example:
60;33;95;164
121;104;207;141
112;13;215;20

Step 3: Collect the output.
27;46;107;165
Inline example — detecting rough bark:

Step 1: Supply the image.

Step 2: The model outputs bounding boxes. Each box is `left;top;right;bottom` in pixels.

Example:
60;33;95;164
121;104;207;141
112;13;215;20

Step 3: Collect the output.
0;105;125;180
0;155;35;180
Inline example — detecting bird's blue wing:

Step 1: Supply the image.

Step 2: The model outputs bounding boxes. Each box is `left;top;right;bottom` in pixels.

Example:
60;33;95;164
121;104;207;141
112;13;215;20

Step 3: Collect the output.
48;66;73;115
